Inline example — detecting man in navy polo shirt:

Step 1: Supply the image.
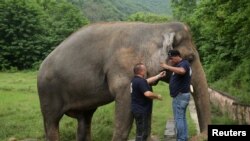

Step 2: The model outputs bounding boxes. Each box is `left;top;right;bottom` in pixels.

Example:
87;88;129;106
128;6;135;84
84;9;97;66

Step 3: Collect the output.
160;50;191;141
131;63;165;141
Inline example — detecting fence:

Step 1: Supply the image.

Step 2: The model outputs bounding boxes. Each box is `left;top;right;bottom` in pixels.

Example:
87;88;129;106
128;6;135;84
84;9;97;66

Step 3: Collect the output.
209;88;250;124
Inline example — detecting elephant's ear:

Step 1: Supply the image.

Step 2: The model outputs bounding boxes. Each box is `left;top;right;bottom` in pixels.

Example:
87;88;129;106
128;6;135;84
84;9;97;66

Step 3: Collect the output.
160;32;175;61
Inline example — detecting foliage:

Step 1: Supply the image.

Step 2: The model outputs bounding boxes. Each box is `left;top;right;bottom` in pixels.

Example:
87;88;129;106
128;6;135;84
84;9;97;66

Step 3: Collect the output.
132;0;172;15
127;12;169;23
0;0;48;70
67;0;172;22
0;0;89;70
171;0;250;104
38;0;89;51
171;0;196;21
210;58;250;104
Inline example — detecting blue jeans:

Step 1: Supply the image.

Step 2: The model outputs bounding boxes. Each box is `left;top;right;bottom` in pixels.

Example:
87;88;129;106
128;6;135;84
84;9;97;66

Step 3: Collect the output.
132;112;151;141
172;93;190;141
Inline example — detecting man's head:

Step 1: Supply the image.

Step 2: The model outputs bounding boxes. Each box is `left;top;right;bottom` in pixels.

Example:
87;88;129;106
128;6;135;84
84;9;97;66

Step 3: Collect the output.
133;63;146;77
168;50;182;64
168;50;181;58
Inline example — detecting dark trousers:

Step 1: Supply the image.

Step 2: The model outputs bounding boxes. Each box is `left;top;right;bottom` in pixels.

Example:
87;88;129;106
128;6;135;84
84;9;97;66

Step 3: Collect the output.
133;112;151;141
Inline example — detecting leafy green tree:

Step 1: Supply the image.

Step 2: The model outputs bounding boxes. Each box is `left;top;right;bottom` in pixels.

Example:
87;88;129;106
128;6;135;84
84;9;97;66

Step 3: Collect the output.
183;0;250;103
188;0;250;82
0;0;48;69
39;0;89;50
127;12;169;23
171;0;196;21
0;0;89;70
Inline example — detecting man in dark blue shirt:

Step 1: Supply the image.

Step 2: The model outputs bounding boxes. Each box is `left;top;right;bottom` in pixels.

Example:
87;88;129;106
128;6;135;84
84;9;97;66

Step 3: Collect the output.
131;63;165;141
160;50;191;141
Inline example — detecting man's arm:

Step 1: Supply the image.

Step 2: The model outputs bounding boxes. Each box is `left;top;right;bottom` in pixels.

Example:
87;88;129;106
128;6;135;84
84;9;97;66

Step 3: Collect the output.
147;71;166;84
160;63;186;75
144;91;162;100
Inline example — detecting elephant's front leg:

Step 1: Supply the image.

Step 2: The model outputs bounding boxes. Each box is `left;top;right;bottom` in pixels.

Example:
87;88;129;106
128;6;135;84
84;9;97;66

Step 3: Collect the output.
111;86;133;141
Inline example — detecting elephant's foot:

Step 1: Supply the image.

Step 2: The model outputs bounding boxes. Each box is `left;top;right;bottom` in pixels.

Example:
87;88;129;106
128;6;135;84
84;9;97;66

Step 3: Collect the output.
188;131;207;141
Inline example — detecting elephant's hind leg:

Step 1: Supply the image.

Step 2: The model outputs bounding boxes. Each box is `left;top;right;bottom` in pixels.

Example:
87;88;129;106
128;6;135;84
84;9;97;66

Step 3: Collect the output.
76;109;97;141
43;112;64;141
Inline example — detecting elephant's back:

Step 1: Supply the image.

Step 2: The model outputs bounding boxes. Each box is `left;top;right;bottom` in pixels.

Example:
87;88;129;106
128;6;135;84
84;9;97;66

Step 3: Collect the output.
37;22;184;86
41;22;183;67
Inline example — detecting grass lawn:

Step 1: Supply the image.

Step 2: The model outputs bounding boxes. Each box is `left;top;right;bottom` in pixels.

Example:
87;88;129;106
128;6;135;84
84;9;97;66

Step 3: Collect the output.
0;71;197;141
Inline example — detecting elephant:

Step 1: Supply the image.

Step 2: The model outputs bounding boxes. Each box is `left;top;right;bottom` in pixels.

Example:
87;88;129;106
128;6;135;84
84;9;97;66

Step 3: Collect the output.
37;21;211;141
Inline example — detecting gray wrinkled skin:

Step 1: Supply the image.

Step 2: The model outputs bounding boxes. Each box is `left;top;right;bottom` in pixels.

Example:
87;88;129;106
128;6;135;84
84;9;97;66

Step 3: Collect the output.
37;22;210;141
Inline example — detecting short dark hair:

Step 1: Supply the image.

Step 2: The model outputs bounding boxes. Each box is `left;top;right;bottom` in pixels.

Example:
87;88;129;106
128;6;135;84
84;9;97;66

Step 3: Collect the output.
168;50;181;57
133;63;144;74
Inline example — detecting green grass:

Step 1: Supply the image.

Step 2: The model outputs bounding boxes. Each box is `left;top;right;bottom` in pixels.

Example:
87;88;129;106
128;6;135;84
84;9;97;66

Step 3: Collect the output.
0;71;197;141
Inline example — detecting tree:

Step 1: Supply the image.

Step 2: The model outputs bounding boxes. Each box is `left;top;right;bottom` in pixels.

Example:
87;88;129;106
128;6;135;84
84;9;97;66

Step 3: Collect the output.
0;0;48;69
171;0;197;21
188;0;250;82
127;12;169;23
0;0;89;70
184;0;250;103
39;0;89;51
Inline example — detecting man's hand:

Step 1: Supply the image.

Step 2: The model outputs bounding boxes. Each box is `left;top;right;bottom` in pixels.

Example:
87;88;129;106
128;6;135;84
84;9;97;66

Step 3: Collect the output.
157;71;166;79
160;62;169;70
157;94;163;100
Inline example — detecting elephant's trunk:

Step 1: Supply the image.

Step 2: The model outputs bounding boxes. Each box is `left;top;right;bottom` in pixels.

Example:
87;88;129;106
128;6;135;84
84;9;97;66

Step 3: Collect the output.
191;59;211;133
